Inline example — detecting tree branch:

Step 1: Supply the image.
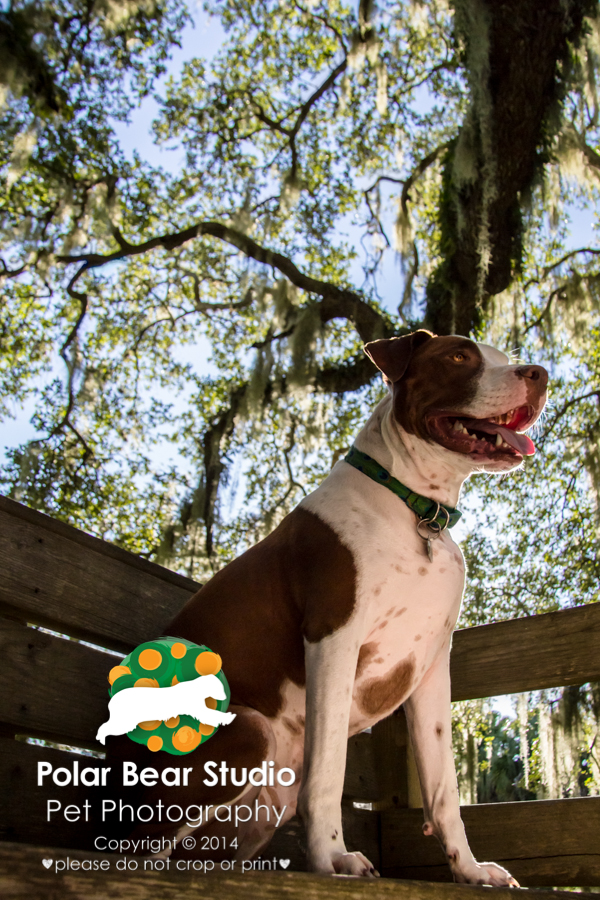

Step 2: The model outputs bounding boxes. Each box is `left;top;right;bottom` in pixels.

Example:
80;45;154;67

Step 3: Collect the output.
58;220;394;343
523;247;600;290
0;257;29;279
542;391;600;438
201;385;246;558
523;283;566;333
29;263;94;461
251;55;347;181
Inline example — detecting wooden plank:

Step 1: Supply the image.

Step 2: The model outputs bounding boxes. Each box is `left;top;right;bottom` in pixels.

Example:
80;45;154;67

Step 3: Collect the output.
1;842;597;900
0;618;111;744
382;858;600;889
0;738;101;848
381;798;600;887
0;495;199;652
451;602;600;700
343;732;379;803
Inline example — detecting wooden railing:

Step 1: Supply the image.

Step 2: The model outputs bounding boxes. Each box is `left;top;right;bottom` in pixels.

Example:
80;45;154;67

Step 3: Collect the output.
0;494;599;889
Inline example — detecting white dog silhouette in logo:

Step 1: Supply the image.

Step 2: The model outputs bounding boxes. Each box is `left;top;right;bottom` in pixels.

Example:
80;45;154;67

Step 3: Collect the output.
96;673;236;745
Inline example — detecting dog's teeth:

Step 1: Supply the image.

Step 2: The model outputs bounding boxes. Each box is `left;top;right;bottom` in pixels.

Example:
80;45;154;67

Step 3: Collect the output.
453;420;461;432
495;433;502;447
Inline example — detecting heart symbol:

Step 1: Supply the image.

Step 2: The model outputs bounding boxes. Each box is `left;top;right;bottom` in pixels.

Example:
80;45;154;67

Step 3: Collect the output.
279;859;290;869
42;859;53;869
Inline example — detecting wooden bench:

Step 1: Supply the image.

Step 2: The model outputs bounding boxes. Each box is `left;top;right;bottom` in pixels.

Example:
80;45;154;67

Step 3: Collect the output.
1;494;599;897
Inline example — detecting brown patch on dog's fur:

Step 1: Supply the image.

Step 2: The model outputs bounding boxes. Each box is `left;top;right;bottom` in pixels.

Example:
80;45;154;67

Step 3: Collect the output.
390;336;484;440
356;642;379;677
357;653;416;717
169;507;356;718
394;607;407;618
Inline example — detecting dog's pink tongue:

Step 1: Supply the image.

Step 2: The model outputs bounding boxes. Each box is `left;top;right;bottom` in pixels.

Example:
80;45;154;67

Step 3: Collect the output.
494;425;536;456
463;420;536;456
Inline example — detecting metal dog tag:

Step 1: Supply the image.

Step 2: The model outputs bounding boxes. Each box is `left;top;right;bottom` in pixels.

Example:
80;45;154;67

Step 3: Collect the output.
416;505;450;562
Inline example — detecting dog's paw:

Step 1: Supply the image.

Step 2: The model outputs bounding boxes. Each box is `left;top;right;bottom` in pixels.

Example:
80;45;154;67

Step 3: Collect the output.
330;850;379;878
453;860;519;887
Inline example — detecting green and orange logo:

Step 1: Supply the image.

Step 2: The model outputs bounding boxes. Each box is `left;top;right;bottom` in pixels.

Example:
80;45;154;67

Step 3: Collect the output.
97;637;233;755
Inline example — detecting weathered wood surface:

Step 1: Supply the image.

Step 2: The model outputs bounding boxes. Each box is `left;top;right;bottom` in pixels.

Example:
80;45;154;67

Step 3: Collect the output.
0;738;100;847
1;842;597;900
381;798;600;886
343;732;379;803
450;602;600;701
0;496;199;652
0;618;112;744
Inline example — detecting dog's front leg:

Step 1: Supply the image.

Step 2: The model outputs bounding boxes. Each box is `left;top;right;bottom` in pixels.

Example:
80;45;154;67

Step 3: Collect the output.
404;646;519;887
298;630;378;877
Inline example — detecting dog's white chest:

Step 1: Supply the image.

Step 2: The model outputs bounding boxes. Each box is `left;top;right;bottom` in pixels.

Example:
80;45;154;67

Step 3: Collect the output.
301;463;466;733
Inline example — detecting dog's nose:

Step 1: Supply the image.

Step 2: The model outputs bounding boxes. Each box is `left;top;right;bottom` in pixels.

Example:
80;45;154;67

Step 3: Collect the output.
515;365;548;387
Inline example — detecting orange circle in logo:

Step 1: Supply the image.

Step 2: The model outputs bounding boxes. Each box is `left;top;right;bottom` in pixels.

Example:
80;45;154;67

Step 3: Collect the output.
172;726;202;753
138;648;162;670
139;720;161;731
171;642;187;659
165;716;180;729
134;677;159;688
194;651;222;676
108;665;131;685
147;736;163;752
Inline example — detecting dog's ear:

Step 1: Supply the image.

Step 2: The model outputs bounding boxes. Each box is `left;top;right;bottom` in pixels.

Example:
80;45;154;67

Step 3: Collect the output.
364;330;435;383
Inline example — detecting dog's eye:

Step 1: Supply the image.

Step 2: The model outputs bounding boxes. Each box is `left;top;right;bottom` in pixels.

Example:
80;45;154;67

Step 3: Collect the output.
451;352;467;362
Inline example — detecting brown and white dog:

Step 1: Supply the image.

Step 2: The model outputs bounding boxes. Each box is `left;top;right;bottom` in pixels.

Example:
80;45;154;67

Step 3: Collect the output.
117;330;547;884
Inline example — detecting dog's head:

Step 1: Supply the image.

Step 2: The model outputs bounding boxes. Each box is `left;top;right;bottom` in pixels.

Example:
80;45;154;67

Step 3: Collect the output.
364;330;548;472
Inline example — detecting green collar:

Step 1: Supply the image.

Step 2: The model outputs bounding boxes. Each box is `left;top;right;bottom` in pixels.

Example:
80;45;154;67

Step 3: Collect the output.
344;446;462;530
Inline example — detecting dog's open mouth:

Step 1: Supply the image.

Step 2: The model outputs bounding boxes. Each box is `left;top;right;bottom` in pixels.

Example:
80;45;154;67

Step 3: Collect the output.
428;405;536;458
